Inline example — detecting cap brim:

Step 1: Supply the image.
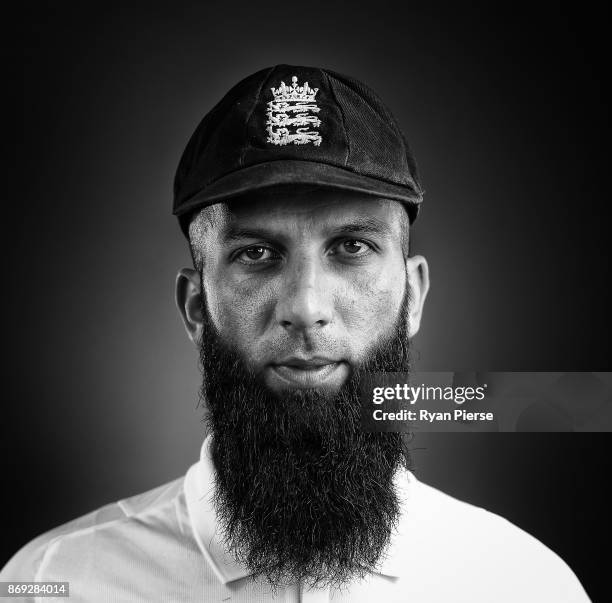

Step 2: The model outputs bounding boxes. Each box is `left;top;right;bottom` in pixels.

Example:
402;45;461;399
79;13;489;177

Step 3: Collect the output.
174;160;422;221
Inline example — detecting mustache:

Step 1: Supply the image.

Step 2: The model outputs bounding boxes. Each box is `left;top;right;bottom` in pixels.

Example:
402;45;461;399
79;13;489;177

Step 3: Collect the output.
247;335;354;371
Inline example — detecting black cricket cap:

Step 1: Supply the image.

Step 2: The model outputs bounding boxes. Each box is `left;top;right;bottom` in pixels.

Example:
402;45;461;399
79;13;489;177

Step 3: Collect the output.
173;64;424;237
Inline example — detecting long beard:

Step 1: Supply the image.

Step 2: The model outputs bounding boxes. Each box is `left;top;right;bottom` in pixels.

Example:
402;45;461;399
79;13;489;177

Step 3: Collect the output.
198;292;412;589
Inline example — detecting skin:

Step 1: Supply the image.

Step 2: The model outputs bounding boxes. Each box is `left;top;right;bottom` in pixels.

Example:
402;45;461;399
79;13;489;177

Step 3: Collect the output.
176;188;429;394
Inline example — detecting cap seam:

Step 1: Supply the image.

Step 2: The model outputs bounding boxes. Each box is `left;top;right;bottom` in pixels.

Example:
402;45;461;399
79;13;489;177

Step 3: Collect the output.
324;69;410;168
240;65;275;169
325;68;391;126
324;70;350;167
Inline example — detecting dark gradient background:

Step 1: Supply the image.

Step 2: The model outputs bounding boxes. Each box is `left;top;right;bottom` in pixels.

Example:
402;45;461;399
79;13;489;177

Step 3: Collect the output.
8;3;609;600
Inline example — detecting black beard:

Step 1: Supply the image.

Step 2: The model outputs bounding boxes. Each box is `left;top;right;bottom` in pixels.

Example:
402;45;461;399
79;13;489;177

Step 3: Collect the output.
198;291;412;589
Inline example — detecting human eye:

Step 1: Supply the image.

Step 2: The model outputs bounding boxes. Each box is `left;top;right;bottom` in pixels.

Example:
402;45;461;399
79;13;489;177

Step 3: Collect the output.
329;238;375;259
234;245;281;265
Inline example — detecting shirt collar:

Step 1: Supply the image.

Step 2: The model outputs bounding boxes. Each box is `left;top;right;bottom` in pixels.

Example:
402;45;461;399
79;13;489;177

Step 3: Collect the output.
183;435;252;584
183;435;415;585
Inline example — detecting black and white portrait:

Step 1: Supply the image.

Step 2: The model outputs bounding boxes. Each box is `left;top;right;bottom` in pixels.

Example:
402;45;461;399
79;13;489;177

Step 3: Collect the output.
4;4;608;602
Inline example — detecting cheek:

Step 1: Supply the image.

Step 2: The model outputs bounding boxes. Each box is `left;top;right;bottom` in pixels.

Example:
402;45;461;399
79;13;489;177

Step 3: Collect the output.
203;275;274;349
337;266;406;346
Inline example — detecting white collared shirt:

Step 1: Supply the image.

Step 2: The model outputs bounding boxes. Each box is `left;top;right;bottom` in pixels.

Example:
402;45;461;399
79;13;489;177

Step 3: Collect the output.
2;437;590;602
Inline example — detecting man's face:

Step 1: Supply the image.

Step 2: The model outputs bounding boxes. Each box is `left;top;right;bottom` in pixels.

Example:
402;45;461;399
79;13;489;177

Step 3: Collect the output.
192;188;410;393
178;188;428;588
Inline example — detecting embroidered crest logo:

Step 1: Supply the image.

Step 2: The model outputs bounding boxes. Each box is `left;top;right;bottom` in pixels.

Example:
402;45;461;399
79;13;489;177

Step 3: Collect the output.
266;76;322;146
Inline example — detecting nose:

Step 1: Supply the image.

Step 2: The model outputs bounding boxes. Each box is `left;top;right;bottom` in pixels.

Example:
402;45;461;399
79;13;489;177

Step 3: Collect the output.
274;254;333;333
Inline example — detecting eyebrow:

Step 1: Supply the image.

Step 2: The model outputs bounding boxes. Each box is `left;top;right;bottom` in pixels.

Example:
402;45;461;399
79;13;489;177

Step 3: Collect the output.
222;226;284;245
324;217;394;238
221;217;394;244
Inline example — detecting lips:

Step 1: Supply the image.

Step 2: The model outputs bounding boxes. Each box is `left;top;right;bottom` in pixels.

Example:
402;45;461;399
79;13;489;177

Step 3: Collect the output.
268;357;348;390
278;356;338;369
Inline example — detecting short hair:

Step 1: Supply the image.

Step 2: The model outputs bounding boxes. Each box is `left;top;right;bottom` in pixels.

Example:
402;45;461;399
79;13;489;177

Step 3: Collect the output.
187;203;224;273
398;203;411;259
187;197;411;273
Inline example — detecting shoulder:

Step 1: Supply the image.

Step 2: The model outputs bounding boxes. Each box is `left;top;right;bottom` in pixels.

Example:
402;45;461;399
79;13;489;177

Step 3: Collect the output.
0;477;185;582
397;474;591;602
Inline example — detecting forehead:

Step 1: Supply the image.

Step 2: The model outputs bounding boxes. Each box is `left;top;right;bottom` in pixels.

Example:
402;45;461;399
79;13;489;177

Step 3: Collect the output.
195;188;406;238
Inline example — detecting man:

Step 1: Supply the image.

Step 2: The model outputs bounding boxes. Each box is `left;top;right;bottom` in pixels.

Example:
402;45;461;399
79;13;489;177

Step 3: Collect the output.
2;65;590;601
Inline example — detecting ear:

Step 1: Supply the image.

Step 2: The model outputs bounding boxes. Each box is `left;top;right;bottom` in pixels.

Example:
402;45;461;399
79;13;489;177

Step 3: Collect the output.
175;268;203;346
405;255;430;338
